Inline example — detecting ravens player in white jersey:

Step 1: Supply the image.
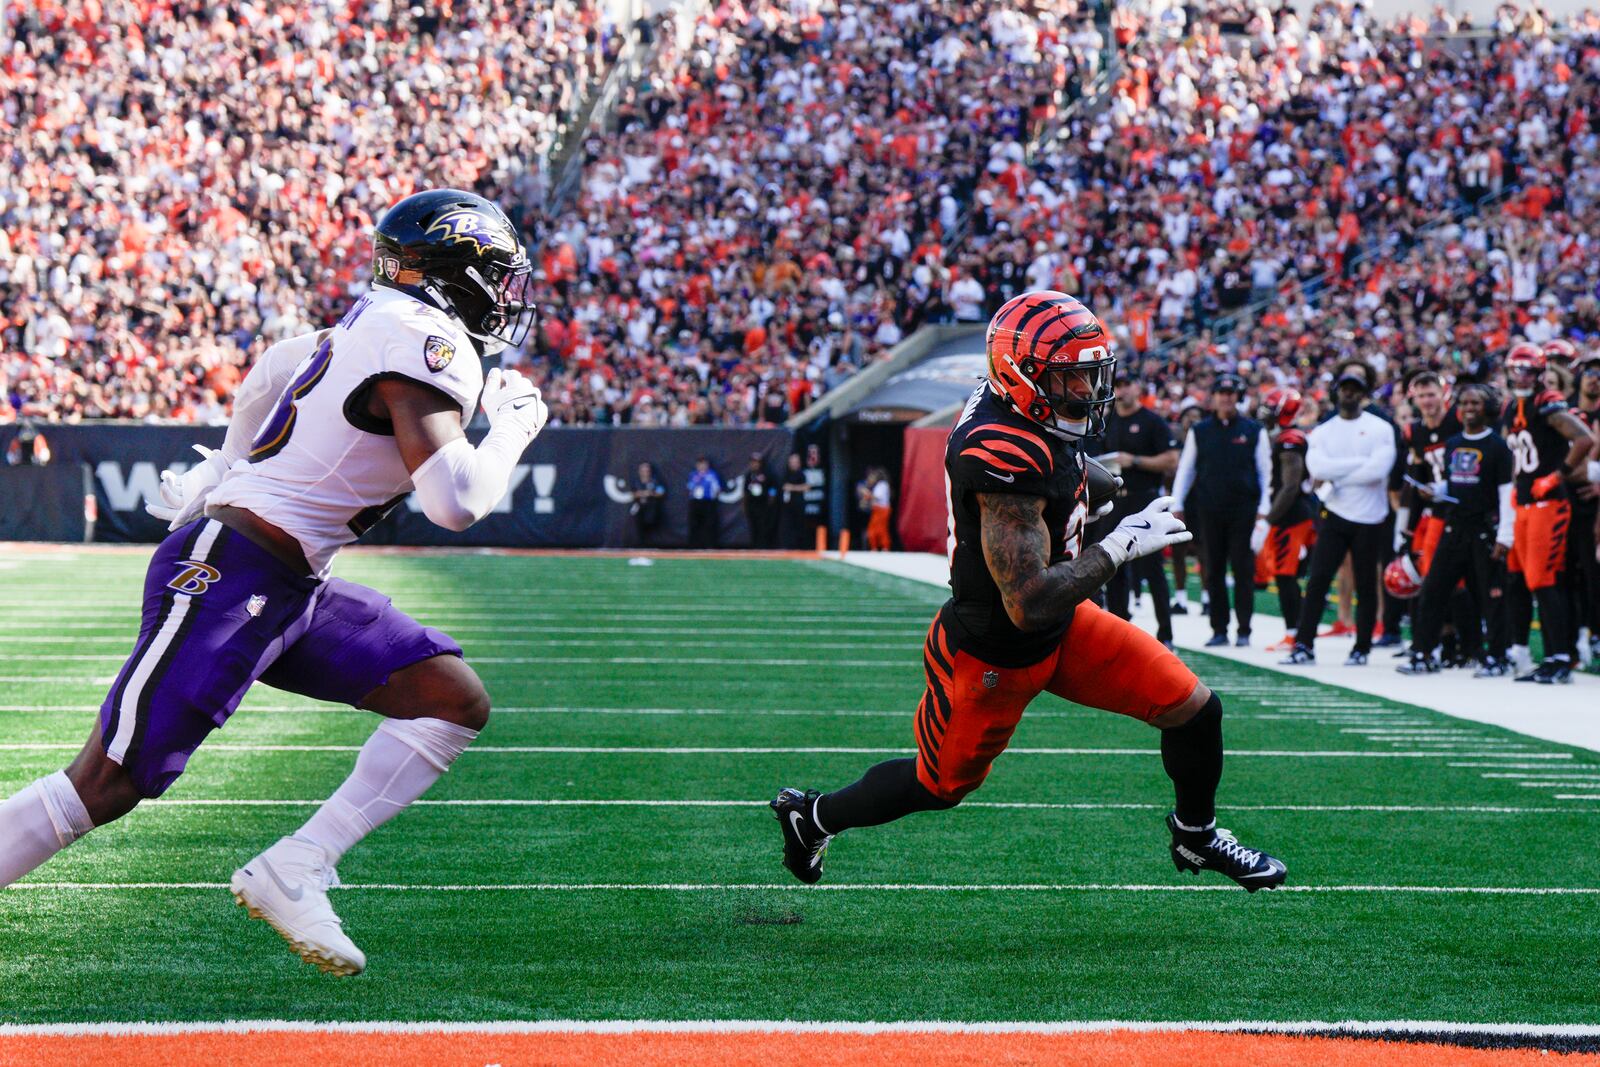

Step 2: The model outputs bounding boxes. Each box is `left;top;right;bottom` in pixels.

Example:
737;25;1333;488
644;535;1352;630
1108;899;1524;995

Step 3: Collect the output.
0;189;547;975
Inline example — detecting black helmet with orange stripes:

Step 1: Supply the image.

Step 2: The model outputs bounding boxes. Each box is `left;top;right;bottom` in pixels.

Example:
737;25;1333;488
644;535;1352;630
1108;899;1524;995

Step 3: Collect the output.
986;291;1117;438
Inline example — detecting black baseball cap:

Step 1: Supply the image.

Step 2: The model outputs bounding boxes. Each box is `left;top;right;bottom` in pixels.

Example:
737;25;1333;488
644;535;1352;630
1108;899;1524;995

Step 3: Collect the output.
1213;374;1245;394
1335;364;1372;392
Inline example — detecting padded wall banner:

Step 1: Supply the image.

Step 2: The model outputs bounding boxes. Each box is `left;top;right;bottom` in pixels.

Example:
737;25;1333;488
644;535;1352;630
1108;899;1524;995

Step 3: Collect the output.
897;426;951;555
0;463;92;542
0;425;792;549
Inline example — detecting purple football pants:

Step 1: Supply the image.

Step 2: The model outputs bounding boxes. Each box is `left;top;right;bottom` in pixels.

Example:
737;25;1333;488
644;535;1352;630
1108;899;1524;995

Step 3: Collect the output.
99;518;462;797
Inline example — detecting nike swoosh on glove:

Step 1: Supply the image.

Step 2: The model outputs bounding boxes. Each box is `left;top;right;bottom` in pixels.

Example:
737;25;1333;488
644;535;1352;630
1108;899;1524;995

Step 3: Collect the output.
1097;495;1192;567
144;444;231;530
481;367;548;441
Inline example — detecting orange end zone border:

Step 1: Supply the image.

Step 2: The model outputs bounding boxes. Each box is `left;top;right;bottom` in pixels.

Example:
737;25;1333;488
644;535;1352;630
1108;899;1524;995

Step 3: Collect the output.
1;1030;1596;1067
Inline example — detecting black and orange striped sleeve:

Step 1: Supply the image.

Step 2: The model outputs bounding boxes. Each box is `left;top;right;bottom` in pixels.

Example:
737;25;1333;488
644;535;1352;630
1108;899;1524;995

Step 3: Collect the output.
953;421;1055;496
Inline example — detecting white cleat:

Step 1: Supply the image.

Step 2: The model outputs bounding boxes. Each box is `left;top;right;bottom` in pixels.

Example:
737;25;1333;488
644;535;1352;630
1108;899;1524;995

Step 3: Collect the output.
230;836;366;976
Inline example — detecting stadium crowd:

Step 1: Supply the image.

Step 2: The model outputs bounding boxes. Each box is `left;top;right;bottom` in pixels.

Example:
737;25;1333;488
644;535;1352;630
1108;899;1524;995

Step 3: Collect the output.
0;0;1597;438
0;0;625;423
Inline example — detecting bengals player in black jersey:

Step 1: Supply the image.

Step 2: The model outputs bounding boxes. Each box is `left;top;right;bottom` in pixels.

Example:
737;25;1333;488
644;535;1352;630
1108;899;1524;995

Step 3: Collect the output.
770;291;1287;891
1500;343;1595;683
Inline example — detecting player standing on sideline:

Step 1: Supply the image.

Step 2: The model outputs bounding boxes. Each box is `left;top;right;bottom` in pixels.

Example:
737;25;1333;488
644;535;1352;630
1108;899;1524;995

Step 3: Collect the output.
1280;362;1397;667
1396;385;1515;676
1256;389;1315;652
1390;373;1462;658
0;189;548;976
770;292;1286;891
1171;374;1272;648
1499;344;1594;683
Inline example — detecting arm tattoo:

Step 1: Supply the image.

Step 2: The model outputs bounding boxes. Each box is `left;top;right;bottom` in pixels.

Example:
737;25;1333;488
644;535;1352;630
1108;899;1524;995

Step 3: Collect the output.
979;493;1117;631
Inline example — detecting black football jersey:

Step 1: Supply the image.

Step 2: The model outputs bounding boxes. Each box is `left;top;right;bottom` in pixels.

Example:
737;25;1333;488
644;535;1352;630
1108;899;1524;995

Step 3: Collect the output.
1405;410;1463;503
1500;392;1571;504
1271;428;1314;526
945;384;1087;667
1571;402;1600;517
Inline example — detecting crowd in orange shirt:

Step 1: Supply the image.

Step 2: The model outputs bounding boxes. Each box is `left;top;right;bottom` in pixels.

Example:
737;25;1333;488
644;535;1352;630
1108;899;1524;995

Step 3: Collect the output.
0;0;622;423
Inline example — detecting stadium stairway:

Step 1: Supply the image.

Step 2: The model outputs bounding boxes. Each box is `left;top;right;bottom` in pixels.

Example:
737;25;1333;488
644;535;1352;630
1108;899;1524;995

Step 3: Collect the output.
840;551;1600;756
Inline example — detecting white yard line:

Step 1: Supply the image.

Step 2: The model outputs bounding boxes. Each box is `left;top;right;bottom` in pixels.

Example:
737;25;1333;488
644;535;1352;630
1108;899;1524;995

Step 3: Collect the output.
841;552;1600;755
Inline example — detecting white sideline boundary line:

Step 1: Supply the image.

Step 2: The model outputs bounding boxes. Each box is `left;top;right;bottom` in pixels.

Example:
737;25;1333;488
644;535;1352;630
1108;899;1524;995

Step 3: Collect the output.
134;798;1598;815
0;743;1572;758
839;552;1600;755
2;1019;1598;1038
11;881;1600;895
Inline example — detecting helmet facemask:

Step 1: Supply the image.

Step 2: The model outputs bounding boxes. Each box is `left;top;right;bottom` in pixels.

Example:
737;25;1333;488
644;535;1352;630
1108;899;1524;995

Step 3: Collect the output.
1033;359;1115;437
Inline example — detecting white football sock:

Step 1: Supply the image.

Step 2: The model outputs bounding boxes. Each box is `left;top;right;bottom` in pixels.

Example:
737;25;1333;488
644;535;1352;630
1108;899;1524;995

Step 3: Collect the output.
295;717;478;865
0;772;95;887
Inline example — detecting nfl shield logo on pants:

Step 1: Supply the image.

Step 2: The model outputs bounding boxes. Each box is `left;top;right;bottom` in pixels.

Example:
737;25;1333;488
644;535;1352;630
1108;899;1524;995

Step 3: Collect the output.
246;595;267;618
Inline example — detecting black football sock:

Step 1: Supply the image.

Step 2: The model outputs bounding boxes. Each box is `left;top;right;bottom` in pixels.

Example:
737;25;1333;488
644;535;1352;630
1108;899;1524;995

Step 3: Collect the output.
814;758;953;833
1508;580;1533;647
1161;692;1224;829
1534;586;1572;660
1276;576;1302;636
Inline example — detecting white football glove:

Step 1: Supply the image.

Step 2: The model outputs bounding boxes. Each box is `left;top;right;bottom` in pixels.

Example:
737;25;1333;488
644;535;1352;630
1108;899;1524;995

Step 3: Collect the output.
144;444;231;530
1250;516;1269;555
1097;495;1192;567
1088;497;1116;524
481;367;547;441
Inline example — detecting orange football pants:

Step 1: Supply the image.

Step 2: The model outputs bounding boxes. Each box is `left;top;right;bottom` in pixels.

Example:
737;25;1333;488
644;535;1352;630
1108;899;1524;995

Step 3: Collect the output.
1412;514;1445;576
1254;518;1315;585
914;602;1199;802
1506;500;1570;590
867;505;892;551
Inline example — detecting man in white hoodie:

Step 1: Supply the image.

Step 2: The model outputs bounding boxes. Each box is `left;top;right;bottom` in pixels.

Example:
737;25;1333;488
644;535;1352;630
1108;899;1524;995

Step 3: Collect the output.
1281;361;1397;666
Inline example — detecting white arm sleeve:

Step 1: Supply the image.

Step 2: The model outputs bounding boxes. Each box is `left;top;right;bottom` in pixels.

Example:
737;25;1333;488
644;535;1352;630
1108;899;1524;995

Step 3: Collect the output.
410;424;530;533
222;331;326;464
1172;433;1198;508
1496;481;1515;547
1255;430;1273;514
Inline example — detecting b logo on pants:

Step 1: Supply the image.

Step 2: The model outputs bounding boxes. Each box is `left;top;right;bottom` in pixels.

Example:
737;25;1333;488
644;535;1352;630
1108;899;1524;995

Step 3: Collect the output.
168;560;222;595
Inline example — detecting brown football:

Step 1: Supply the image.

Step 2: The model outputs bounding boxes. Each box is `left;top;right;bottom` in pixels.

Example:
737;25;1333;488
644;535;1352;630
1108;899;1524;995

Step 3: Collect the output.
1086;456;1121;509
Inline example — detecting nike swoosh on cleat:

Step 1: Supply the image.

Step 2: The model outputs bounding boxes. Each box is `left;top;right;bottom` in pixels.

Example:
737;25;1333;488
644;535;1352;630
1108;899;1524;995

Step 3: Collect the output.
787;811;824;867
259;858;305;902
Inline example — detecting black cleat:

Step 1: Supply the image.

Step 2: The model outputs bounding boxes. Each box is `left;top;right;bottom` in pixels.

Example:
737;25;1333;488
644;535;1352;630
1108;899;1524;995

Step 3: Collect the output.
1344;650;1369;666
1205;633;1228;647
1396;651;1439;675
1279;644;1315;666
1373;632;1403;649
1474;657;1511;678
1516;658;1574;685
771;788;833;884
1167;813;1287;892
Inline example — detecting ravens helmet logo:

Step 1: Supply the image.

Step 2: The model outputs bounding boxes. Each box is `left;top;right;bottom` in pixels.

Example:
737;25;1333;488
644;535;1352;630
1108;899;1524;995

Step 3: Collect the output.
422;208;520;257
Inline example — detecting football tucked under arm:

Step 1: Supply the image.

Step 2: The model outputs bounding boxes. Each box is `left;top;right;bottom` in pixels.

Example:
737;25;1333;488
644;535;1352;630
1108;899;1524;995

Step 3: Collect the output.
978;492;1119;631
1085;456;1121;521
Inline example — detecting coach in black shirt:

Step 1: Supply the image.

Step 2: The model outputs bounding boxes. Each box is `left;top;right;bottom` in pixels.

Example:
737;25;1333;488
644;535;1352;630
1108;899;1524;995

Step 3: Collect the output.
1096;373;1180;645
1173;374;1272;646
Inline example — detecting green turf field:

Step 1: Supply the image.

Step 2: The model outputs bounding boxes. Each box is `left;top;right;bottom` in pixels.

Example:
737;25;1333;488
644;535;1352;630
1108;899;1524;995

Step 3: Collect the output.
0;548;1597;1026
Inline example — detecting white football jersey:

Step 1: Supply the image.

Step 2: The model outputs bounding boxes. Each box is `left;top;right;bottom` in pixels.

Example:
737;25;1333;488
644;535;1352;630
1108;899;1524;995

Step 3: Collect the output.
210;287;482;575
